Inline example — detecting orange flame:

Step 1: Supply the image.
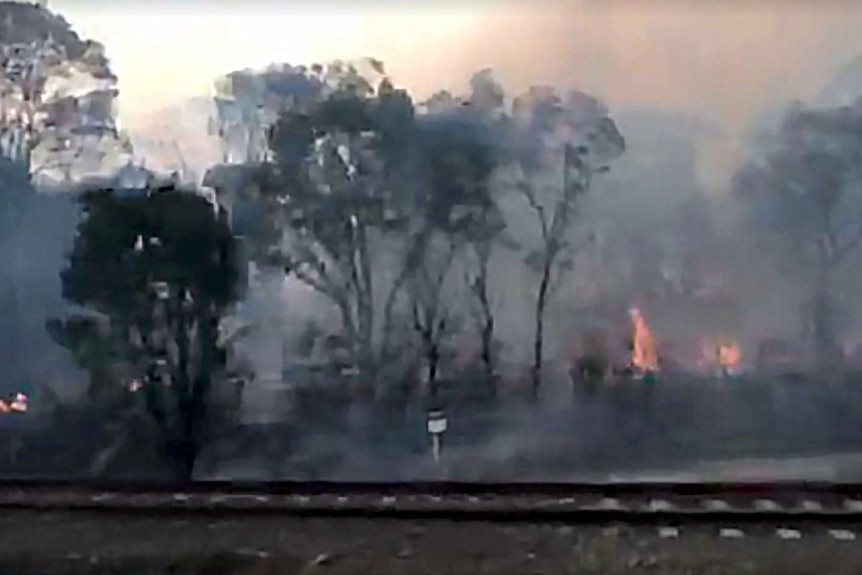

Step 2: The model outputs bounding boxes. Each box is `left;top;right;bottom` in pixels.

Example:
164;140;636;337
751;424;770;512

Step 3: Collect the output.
629;307;659;372
717;340;741;370
0;393;28;414
700;337;741;374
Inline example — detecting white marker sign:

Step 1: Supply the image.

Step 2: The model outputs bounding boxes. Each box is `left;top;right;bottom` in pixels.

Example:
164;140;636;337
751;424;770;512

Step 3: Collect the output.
427;410;447;434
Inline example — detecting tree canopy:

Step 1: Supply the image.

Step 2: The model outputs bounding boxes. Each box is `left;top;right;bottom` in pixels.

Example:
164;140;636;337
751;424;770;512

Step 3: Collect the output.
50;184;243;478
232;62;627;400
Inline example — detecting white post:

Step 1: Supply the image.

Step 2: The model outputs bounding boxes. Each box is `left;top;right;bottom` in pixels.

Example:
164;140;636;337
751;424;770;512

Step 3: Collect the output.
427;410;448;465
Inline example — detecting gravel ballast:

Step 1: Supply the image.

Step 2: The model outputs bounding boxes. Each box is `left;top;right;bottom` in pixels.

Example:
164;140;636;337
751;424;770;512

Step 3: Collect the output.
1;510;862;574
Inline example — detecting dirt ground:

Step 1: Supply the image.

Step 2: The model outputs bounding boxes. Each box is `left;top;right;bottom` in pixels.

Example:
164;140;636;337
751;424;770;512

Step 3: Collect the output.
1;511;862;574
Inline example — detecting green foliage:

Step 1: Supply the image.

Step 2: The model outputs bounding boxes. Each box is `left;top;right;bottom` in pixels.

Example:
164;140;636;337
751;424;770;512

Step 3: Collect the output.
416;109;502;237
225;61;624;396
260;78;415;255
242;66;430;389
505;85;625;393
255;63;509;269
62;187;240;314
52;184;243;478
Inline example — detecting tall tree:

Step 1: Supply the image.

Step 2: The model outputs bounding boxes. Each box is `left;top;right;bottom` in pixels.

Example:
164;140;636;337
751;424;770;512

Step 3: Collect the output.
508;87;625;398
460;71;509;396
406;234;458;398
733;102;862;367
237;61;513;409
50;184;242;479
246;61;425;397
0;2;133;189
410;76;505;398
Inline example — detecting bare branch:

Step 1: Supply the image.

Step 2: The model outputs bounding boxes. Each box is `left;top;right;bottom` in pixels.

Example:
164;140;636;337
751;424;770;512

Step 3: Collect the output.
517;179;549;240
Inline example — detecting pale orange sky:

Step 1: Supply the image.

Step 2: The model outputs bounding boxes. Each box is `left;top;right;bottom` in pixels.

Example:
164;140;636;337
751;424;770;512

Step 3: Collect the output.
50;0;862;137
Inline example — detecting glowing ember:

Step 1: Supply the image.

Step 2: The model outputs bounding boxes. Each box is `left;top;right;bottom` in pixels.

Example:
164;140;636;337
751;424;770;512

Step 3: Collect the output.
717;340;741;371
0;393;28;414
628;307;659;373
701;337;742;376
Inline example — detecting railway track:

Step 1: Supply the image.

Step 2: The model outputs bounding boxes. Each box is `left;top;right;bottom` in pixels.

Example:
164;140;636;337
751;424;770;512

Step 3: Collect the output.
2;479;862;534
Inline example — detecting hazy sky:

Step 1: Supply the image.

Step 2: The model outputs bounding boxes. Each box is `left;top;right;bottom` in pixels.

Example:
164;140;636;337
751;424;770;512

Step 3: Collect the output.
50;0;862;138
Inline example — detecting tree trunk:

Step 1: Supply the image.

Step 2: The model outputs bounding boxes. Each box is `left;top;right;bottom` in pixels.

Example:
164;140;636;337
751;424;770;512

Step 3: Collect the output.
176;323;191;390
427;343;440;400
475;255;497;400
480;314;496;399
169;436;198;482
355;222;377;398
810;265;841;369
342;295;376;401
87;364;115;401
172;295;197;481
530;261;551;400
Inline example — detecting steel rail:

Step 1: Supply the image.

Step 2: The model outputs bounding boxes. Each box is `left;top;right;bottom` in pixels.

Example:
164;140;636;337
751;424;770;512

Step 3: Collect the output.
0;478;861;495
1;479;862;525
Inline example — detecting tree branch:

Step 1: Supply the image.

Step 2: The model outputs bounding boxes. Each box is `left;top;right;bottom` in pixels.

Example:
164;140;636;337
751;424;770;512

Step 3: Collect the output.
517;180;549;241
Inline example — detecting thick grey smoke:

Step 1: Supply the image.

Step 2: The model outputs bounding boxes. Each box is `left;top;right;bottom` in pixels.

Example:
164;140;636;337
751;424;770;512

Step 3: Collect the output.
200;59;862;482
7;2;862;481
0;158;82;400
0;2;106;403
0;2;156;406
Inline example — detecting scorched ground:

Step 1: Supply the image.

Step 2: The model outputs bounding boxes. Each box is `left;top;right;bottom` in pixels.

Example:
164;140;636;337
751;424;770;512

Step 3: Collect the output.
1;510;862;574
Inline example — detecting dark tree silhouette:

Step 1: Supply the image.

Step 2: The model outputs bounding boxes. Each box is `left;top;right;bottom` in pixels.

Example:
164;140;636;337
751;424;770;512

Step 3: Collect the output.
249;62;509;407
49;183;242;479
245;64;418;397
733;102;862;368
508;87;625;398
408;82;504;398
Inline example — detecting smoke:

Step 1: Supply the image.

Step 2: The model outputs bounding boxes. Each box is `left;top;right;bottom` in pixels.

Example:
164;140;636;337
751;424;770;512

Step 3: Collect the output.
0;159;84;401
8;2;862;480
51;1;862;144
191;65;856;482
192;51;862;481
410;2;862;133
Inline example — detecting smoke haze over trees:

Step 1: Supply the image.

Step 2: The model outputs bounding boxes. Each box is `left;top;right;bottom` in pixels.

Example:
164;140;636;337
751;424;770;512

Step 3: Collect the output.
7;1;862;480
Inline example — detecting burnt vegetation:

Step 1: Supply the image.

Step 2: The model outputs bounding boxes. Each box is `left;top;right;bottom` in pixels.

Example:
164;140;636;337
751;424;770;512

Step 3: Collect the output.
4;4;862;481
